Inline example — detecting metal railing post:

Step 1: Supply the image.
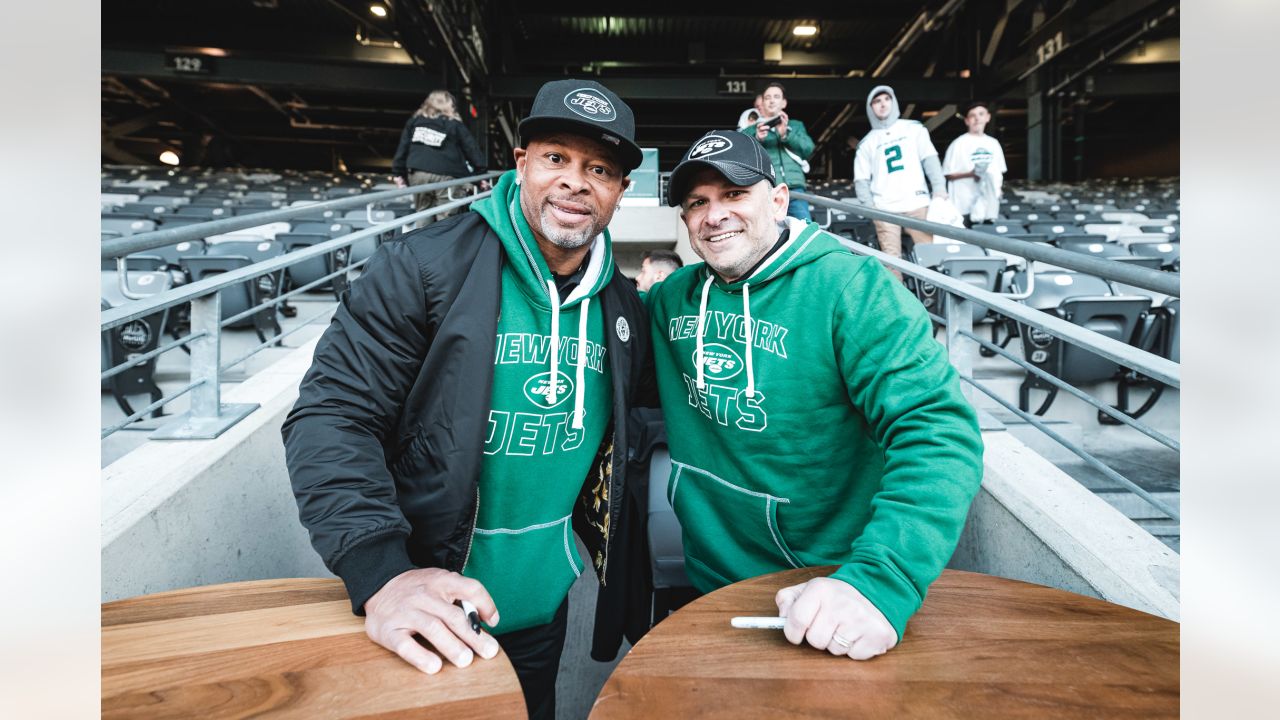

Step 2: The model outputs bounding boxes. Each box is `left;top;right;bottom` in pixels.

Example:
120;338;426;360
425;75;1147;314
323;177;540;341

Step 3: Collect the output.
151;293;258;440
944;290;975;404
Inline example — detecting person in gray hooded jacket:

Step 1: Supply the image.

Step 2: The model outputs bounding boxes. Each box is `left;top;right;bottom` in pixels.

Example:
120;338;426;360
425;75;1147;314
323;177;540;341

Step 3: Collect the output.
853;85;948;276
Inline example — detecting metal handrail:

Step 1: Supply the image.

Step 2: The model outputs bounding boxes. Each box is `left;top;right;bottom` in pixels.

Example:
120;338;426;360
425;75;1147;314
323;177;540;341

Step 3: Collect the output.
102;190;491;440
102;191;490;331
831;236;1179;388
794;192;1180;298
101;171;501;260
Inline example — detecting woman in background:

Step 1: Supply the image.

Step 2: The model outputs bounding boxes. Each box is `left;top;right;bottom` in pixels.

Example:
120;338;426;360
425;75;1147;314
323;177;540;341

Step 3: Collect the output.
392;90;488;227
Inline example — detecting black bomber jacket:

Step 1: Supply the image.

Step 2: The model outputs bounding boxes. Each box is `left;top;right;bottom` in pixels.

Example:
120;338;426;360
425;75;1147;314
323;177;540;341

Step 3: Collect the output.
282;212;658;660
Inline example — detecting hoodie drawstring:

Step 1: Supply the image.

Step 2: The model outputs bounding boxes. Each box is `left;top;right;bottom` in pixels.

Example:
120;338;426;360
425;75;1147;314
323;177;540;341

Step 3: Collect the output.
547;280;561;404
546;279;589;429
572;297;589;429
742;283;755;399
694;273;715;390
694;274;755;397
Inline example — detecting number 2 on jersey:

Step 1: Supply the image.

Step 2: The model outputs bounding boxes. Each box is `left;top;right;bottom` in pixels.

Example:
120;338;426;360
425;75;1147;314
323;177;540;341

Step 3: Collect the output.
884;145;904;173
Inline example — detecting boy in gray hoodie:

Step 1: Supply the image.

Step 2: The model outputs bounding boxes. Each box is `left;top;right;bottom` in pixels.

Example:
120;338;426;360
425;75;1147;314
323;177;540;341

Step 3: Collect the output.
853;85;949;275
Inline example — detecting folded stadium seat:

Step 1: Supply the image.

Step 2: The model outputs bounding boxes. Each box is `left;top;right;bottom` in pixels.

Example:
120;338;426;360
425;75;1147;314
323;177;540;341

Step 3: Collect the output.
1082;223;1131;243
149;239;207;269
343;208;398;224
1013;270;1151;416
1100;211;1150;225
908;243;1006;325
1146;210;1179;222
1055;211;1104;224
101;192;140;210
324;187;363;199
133;194;190;209
1114;232;1172;249
290;221;352;238
102;217;157;236
1057;237;1132;259
1139;223;1179;242
152;215;207;231
101;254;165;271
333;219;388;266
208;222;291;243
206;240;287;339
1026;223;1089;243
1074;202;1119;213
119;203;172;218
101;270;173;418
176;205;232;220
973;222;1027;236
187;196;236;207
180;255;279;343
1128;241;1180;271
278;232;348;299
1110;256;1164;270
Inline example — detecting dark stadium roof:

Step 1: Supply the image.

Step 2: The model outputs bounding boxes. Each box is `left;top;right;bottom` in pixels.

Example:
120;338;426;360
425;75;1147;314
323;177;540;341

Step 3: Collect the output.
102;0;1179;176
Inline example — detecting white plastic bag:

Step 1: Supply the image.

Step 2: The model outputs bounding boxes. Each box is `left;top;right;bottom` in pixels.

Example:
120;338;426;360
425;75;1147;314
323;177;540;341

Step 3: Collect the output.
926;197;966;243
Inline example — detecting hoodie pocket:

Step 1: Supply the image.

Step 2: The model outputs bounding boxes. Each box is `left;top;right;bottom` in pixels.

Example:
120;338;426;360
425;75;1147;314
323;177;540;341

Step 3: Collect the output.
668;461;803;587
462;515;582;633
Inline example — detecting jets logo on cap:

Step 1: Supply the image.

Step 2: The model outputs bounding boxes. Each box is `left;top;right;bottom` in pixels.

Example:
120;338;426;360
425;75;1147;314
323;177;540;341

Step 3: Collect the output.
689;134;733;160
564;89;616;122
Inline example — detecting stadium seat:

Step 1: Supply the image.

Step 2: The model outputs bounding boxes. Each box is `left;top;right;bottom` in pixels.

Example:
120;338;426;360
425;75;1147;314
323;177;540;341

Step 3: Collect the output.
1014;270;1151;416
278;232;348;298
972;222;1026;236
1057;237;1131;258
101;270;173;418
827;219;878;249
1129;241;1180;271
909;243;1006;325
1139;223;1179;242
101;217;157;236
180;255;281;343
176;205;232;219
1101;211;1150;225
1055;211;1104;224
1027;222;1084;238
291;221;352;238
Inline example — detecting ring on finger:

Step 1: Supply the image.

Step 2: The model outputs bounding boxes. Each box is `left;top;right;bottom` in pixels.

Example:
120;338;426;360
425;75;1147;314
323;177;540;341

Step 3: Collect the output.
831;632;852;648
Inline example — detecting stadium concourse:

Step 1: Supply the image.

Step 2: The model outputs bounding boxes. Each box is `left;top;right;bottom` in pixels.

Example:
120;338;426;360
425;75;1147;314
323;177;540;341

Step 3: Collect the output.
101;2;1180;718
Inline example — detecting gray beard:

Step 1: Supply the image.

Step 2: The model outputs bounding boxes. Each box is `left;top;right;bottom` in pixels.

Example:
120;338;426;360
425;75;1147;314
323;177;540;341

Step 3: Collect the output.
538;206;598;249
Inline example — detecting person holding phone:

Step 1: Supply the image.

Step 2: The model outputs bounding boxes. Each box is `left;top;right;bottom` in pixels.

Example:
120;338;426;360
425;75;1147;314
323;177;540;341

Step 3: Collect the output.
739;82;815;221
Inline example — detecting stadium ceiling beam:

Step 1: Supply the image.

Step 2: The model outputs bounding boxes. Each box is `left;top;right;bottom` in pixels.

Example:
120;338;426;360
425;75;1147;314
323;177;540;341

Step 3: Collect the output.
982;0;1177;93
102;49;430;95
488;76;971;103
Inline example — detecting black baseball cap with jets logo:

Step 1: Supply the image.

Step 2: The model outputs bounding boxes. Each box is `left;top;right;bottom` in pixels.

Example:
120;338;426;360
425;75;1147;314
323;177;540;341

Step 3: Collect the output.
667;130;776;207
518;79;643;171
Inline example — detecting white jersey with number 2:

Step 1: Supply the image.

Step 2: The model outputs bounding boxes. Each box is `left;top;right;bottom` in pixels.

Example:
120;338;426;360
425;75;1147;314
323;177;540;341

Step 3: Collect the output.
854;119;938;213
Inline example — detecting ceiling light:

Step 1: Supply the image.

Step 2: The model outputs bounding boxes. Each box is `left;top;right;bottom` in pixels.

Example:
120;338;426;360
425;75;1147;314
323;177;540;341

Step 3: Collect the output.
159;150;181;166
369;4;387;17
793;25;818;37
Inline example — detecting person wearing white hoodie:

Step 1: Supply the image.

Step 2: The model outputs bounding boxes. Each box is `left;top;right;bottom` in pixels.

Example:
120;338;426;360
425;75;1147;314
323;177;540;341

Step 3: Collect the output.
853;85;948;275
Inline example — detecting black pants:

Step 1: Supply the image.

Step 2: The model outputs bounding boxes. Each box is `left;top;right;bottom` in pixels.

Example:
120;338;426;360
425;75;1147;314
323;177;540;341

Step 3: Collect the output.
496;598;569;720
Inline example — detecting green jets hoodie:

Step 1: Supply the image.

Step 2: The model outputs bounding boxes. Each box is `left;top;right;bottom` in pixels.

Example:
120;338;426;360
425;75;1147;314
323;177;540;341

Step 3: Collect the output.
647;218;983;641
466;170;614;634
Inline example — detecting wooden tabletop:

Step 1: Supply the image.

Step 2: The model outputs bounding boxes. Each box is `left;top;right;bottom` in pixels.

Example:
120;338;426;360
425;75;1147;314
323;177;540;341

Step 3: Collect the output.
102;578;526;719
591;567;1178;719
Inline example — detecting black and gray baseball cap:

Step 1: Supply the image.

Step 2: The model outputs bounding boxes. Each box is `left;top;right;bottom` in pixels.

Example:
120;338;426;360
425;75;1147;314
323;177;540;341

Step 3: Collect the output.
667;130;776;207
518;79;643;171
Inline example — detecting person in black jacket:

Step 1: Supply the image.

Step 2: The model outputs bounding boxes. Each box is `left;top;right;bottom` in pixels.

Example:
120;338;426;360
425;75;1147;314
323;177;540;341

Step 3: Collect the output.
391;90;488;227
283;79;653;720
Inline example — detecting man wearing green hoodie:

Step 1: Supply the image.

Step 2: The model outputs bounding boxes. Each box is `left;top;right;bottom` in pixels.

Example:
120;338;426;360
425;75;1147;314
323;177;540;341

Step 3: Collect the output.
283;79;656;719
647;130;983;661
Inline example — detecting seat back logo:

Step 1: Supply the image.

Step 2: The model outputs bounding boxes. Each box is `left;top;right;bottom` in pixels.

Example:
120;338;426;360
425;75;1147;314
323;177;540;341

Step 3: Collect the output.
694;343;743;381
524;370;575;407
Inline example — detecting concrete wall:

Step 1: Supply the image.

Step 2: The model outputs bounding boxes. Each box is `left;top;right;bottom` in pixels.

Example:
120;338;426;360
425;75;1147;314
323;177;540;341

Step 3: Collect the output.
101;336;332;601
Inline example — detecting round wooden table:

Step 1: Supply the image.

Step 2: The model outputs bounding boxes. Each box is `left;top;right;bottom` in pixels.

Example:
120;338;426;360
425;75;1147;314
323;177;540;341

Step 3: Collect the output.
102;578;526;719
590;567;1178;718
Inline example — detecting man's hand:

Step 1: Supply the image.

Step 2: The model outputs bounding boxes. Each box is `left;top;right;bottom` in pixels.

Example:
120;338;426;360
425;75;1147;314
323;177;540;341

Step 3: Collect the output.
363;568;501;674
776;111;790;139
755;121;769;141
393;176;408;189
775;576;898;660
